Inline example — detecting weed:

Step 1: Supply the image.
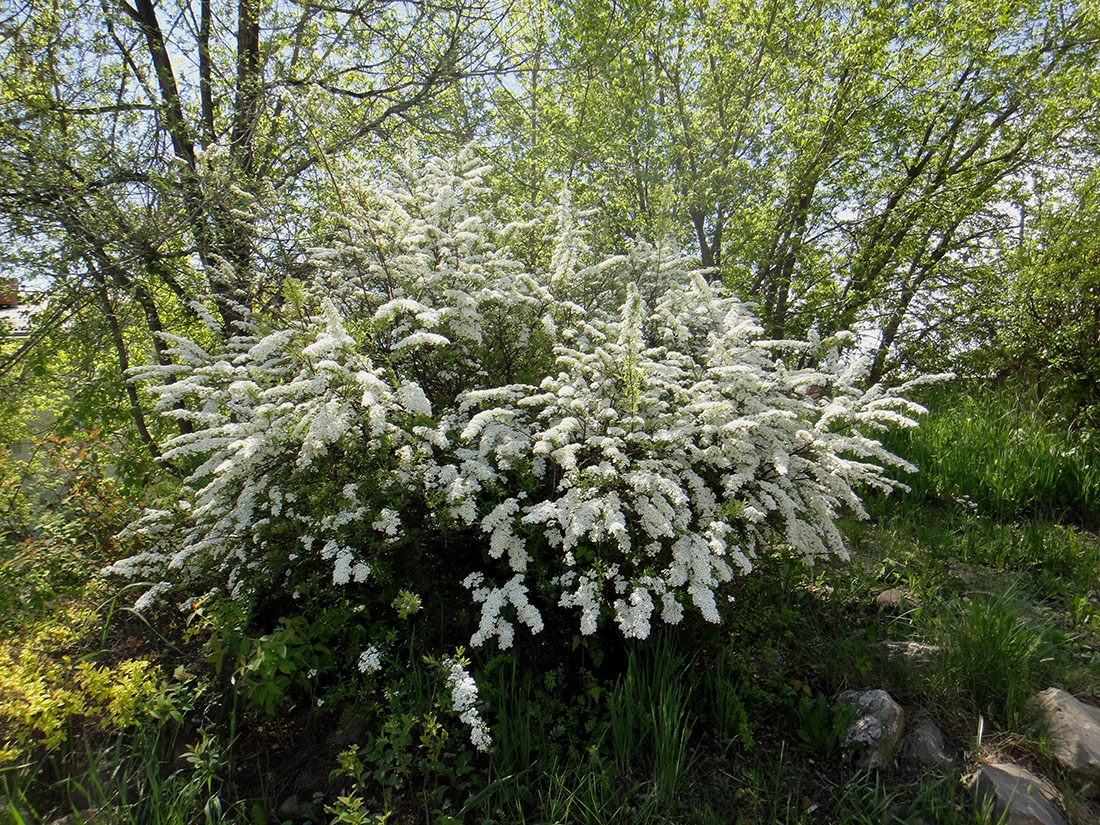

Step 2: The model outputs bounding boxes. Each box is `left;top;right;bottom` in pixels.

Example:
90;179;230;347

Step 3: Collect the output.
795;691;858;760
930;592;1051;727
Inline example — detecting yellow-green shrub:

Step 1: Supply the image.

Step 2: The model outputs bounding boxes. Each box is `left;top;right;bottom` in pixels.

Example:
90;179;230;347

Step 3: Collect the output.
0;603;172;764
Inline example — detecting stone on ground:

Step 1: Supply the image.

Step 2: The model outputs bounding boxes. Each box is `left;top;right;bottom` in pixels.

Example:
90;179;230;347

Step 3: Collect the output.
874;588;919;613
837;688;905;770
1032;687;1100;797
905;718;951;767
881;640;941;663
966;762;1067;825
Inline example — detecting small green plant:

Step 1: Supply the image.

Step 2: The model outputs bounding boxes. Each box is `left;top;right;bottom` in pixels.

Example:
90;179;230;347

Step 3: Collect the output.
707;664;755;752
326;746;391;825
794;691;858;760
197;604;325;718
1067;594;1100;629
931;592;1049;726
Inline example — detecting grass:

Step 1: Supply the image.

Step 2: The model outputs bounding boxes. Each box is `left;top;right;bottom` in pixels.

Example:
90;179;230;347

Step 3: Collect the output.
7;512;1092;824
882;383;1100;524
1;727;233;825
3;382;1100;824
930;591;1052;726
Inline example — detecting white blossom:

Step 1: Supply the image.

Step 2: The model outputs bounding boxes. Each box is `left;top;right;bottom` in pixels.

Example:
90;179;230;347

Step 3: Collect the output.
372;508;403;540
113;143;940;661
444;657;492;752
357;647;382;673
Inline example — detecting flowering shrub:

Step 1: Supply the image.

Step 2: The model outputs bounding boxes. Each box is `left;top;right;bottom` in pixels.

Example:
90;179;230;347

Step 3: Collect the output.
110;145;937;746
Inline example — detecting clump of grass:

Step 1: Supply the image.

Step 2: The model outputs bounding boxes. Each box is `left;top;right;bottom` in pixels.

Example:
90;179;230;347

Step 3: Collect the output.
534;761;660;825
1;724;233;825
883;383;1100;524
608;636;695;800
928;591;1052;728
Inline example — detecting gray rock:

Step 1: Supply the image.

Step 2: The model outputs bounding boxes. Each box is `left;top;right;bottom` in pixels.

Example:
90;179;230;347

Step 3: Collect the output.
278;794;314;821
1032;687;1100;796
48;811;102;825
326;721;364;749
755;646;786;680
906;718;951;767
293;769;325;792
967;762;1068;825
837;688;905;769
48;813;103;825
881;641;942;663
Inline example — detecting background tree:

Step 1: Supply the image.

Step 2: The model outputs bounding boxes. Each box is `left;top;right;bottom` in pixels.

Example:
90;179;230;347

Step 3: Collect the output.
0;0;509;456
488;0;1100;380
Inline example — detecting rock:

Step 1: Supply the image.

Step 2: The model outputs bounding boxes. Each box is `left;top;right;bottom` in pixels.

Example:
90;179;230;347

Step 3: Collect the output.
48;811;101;825
966;762;1068;825
278;794;315;821
837;688;905;769
881;641;941;663
326;721;364;749
293;769;325;793
875;588;918;613
754;646;786;680
49;814;104;825
905;719;951;767
1032;687;1100;796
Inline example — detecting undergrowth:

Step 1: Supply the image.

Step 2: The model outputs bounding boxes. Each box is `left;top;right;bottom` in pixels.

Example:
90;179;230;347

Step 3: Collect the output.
2;385;1098;824
881;382;1100;524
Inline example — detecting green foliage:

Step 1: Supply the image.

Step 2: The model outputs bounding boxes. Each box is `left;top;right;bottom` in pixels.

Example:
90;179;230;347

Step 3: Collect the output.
794;692;858;761
320;652;483;824
198;609;325;719
532;760;660;825
494;0;1100;378
929;592;1052;727
0;636;179;765
2;724;232;825
0;432;177;769
883;384;1100;523
606;639;695;799
994;169;1100;432
705;649;756;752
8;481;1100;823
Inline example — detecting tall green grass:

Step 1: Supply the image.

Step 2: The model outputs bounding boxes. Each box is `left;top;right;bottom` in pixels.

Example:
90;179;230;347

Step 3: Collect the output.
1;727;235;825
882;383;1100;523
609;640;694;800
927;590;1054;727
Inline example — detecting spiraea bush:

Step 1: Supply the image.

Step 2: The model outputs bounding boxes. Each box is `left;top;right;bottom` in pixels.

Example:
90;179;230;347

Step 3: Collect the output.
110;144;938;748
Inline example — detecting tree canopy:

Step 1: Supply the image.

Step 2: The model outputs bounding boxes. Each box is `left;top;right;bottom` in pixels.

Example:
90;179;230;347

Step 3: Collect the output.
1;0;1098;452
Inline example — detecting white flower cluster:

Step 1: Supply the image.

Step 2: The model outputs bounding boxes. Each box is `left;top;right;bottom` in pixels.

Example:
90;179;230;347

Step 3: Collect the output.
112;143;941;673
463;572;545;649
357;647;382;674
444;656;491;752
